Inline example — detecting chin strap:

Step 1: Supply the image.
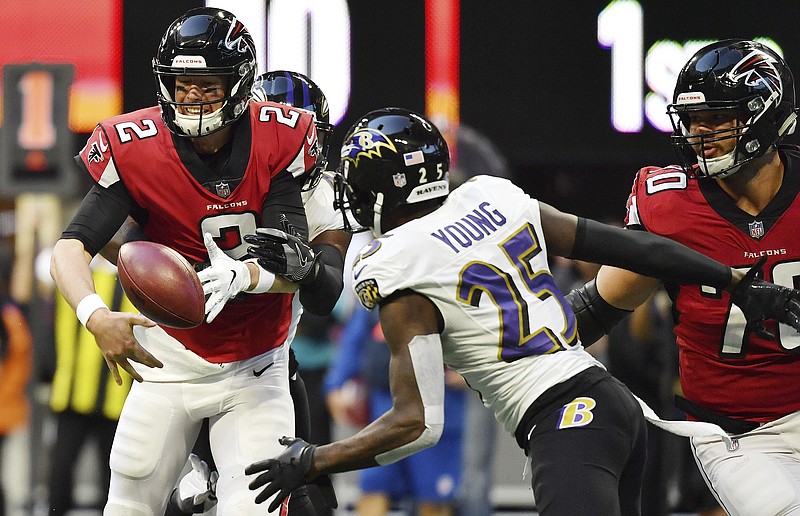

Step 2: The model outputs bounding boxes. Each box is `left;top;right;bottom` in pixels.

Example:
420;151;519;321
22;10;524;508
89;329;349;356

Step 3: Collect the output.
174;106;226;137
372;192;385;236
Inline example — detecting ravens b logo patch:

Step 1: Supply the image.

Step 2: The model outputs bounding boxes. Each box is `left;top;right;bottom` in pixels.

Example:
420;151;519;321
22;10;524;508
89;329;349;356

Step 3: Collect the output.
355;279;381;309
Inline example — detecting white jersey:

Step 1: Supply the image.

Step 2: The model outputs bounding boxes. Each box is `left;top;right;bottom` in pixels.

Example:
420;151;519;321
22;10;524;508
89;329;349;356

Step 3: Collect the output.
284;170;346;350
351;175;602;434
302;170;344;240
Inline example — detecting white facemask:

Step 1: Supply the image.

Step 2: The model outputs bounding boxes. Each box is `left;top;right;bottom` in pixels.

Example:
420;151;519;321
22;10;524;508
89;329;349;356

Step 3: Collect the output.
174;105;226;137
696;148;743;179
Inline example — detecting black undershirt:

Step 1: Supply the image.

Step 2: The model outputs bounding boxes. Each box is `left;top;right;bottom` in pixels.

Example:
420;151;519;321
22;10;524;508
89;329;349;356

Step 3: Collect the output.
63;114;308;256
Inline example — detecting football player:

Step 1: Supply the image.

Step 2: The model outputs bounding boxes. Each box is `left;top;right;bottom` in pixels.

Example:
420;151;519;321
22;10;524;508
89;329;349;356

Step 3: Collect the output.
245;107;800;516
163;71;347;516
50;8;320;515
566;40;800;516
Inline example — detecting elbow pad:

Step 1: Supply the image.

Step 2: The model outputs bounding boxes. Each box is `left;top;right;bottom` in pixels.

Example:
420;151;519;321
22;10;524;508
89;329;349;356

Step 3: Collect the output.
375;334;445;465
565;279;632;346
299;243;345;315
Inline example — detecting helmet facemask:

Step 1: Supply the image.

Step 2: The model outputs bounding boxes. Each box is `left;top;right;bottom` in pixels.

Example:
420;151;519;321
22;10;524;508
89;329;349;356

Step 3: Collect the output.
155;64;253;137
669;100;761;179
668;40;798;179
332;163;373;235
153;8;256;138
303;117;333;191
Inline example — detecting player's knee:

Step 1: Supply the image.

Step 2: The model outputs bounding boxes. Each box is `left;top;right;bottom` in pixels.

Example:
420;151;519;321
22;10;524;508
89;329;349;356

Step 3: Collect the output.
216;465;274;515
110;394;172;478
715;455;799;516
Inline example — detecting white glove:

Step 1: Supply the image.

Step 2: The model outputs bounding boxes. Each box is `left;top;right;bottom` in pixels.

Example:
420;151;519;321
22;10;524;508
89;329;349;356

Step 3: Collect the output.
197;233;251;323
175;453;219;512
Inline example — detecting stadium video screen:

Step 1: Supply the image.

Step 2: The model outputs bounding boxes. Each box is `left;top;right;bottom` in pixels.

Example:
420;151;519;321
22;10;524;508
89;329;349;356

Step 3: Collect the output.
0;0;123;133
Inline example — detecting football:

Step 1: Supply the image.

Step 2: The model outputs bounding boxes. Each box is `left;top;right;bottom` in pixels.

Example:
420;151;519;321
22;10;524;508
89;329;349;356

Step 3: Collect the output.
117;241;205;328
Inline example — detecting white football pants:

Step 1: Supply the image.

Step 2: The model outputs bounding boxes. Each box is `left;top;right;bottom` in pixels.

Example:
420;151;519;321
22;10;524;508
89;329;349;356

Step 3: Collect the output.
104;345;294;516
690;410;800;516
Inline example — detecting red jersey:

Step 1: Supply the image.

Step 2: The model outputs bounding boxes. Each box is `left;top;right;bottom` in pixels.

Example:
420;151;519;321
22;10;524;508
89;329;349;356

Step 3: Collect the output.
624;146;800;423
77;103;319;363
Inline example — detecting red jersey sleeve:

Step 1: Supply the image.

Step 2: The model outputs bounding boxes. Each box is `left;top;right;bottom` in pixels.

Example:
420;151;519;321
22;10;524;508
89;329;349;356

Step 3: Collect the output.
78;124;118;187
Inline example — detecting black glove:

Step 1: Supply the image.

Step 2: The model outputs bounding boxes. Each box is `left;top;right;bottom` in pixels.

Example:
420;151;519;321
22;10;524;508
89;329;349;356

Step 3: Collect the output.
244;228;320;283
245;436;337;512
731;257;800;339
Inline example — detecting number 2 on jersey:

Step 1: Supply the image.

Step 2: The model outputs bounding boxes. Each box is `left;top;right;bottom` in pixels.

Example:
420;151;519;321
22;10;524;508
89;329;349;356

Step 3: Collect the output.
457;223;578;361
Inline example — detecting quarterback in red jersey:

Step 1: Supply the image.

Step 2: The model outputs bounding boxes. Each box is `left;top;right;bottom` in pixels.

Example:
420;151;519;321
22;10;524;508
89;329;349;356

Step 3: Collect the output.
50;8;318;515
567;39;800;516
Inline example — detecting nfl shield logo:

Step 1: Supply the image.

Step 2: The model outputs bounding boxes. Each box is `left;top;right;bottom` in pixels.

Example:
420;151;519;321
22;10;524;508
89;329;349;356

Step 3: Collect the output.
748;220;765;239
215;182;231;198
393;173;407;188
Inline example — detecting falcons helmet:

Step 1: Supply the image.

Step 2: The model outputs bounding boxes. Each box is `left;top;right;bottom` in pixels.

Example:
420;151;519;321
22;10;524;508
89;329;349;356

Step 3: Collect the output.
668;39;798;178
153;8;256;137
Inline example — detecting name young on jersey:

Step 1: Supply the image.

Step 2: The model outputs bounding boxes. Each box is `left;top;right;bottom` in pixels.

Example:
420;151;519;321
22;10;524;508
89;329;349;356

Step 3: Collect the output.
431;201;508;253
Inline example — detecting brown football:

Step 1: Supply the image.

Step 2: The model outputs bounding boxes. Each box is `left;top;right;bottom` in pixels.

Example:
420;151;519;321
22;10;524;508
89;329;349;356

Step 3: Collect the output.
117;241;204;328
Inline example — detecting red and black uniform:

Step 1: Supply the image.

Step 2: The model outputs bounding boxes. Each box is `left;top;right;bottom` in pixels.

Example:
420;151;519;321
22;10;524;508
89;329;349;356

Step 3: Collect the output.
67;102;318;363
625;145;800;424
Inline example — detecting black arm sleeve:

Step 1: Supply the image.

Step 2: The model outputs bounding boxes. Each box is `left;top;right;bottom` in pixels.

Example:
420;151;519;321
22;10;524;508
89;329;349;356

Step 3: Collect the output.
261;170;309;241
569;217;732;288
298;243;345;316
61;182;135;256
565;279;632;346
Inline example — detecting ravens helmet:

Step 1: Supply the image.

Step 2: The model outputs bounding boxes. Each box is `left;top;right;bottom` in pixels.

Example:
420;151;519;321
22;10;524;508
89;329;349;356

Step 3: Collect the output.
253;71;333;188
334;108;450;236
153;8;256;137
668;39;798;178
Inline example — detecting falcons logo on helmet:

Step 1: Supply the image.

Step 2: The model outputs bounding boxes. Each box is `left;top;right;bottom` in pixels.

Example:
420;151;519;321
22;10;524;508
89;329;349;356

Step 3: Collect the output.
224;19;250;53
727;50;783;99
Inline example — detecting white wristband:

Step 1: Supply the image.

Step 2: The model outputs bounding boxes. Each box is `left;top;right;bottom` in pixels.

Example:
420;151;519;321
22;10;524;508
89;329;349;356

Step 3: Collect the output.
244;259;276;294
76;293;109;327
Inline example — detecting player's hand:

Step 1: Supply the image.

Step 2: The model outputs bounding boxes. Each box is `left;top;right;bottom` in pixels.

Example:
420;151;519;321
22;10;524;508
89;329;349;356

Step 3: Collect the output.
244;228;319;284
246;436;337;511
172;453;219;513
731;257;800;338
87;310;161;385
197;233;251;323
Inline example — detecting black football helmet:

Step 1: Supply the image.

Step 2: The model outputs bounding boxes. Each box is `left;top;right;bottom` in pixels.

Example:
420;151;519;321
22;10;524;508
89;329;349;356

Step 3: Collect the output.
668;39;798;178
252;71;333;189
333;108;450;236
153;8;256;137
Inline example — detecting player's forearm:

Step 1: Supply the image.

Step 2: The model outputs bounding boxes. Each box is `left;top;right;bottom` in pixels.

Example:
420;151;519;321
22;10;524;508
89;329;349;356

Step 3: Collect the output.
267;273;300;293
310;408;427;476
50;239;97;309
595;266;661;311
570;218;732;289
299;243;344;315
